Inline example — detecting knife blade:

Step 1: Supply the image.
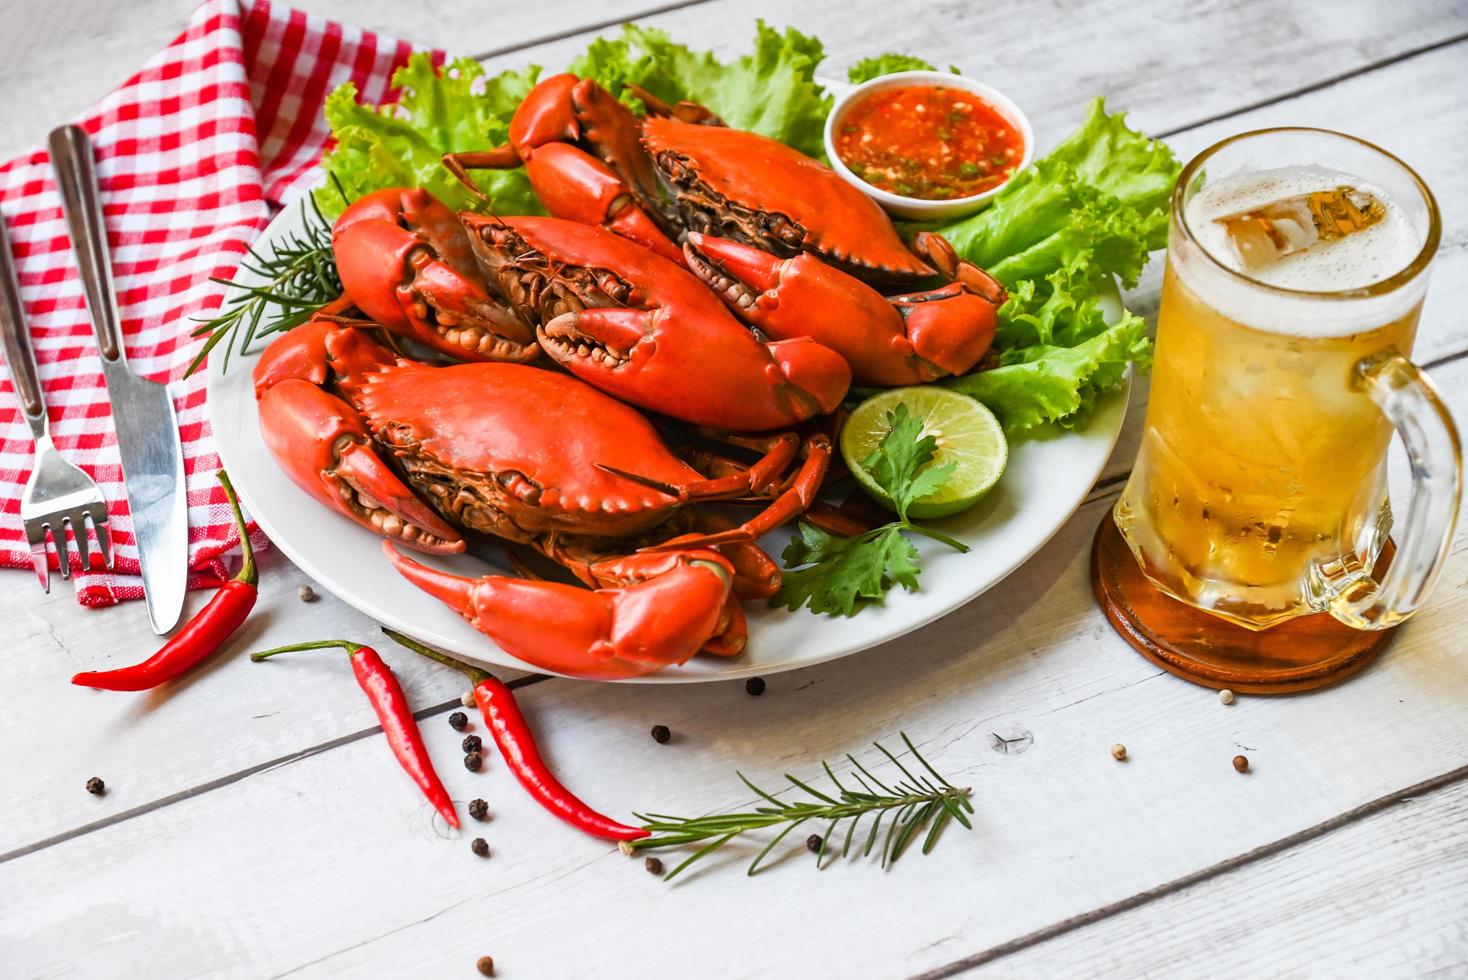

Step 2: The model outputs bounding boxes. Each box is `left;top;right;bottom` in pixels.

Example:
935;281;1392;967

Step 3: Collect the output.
49;125;188;634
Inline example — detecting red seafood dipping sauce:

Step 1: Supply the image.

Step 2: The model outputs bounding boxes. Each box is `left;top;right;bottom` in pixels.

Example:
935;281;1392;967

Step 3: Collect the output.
834;84;1025;200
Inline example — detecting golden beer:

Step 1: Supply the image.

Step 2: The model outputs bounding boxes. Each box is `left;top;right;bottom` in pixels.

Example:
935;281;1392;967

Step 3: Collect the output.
1114;130;1460;632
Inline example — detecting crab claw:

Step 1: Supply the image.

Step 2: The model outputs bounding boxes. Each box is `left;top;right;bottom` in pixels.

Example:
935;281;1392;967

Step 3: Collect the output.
252;310;341;398
384;543;734;679
506;72;583;150
637;534;779;601
588;550;748;656
540;307;849;431
886;282;1001;380
257;380;464;554
685;232;999;386
333;188;539;362
893;231;1006;373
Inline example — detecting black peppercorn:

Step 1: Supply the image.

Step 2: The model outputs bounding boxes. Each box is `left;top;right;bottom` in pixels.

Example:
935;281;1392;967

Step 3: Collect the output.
448;711;468;731
471;837;490;858
468;798;489;821
650;724;671;744
745;676;766;696
806;833;823;853
462;734;482;754
644;856;664;875
85;776;105;796
464;751;483;772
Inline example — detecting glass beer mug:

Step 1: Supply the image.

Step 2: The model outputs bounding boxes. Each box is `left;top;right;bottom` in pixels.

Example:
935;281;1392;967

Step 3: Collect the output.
1114;129;1462;634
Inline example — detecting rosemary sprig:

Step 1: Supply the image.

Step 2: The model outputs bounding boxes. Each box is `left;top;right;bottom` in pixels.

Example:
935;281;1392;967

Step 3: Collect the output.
622;733;973;881
184;191;340;378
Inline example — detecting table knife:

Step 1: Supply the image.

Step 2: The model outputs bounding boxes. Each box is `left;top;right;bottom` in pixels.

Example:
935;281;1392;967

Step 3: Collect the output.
49;124;188;635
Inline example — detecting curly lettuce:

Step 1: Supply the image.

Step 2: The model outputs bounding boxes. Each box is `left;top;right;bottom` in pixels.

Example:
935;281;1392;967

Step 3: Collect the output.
569;22;832;159
846;54;958;83
939;99;1179;432
318;54;545;217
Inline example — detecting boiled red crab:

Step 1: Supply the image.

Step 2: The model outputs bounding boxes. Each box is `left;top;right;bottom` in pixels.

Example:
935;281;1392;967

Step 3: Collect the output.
251;310;831;679
445;74;1007;386
331;187;850;432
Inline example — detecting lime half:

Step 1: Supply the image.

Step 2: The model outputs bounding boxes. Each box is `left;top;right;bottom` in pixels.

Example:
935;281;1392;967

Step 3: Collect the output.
841;387;1007;520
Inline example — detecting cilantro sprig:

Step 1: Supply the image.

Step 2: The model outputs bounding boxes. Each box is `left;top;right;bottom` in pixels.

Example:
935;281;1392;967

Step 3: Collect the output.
774;405;970;617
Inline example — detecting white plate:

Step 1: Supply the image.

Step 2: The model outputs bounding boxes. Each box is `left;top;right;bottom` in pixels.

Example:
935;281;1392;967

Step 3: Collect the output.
207;194;1129;683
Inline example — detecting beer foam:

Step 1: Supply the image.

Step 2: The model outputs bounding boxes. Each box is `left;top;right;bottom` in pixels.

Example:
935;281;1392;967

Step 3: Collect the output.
1178;165;1427;336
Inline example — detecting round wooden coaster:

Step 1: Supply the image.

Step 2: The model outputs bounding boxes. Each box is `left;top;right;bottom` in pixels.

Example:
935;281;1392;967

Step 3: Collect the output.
1090;512;1396;695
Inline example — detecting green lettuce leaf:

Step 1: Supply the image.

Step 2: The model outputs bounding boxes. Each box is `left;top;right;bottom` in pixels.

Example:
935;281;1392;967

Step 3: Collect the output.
936;99;1177;289
947;310;1151;433
1041;97;1180;219
935;98;1179;432
846;54;958;83
569;22;832;158
318;54;546;217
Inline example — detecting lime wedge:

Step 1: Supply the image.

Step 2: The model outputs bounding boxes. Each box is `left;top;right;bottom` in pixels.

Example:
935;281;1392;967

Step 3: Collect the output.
841;387;1007;519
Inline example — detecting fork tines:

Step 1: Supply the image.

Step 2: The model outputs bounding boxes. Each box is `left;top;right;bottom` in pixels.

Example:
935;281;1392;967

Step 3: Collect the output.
24;503;113;592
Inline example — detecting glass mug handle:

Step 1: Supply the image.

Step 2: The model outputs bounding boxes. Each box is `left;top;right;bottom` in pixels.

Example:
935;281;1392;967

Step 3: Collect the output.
1315;352;1463;629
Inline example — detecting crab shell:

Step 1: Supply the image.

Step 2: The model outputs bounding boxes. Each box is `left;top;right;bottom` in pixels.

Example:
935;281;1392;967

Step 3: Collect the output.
641;117;934;284
355;359;706;538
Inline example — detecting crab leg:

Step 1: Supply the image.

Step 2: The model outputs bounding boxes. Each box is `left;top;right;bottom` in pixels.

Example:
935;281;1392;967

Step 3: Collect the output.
602;431;801;501
622;83;724;126
522;145;684;265
385;543;734;679
693;521;782;600
640;434;833;550
911;231;1009;303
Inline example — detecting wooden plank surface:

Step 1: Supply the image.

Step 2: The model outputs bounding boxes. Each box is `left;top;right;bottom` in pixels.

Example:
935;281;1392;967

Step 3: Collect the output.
3;0;1461;864
976;773;1468;978
0;0;701;157
2;0;1467;977
6;351;1467;977
0;552;511;859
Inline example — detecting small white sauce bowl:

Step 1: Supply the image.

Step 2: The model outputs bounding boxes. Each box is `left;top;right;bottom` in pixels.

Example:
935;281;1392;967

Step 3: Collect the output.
824;70;1034;222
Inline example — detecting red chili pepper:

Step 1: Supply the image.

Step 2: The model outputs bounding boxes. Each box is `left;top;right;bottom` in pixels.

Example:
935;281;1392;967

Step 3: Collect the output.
384;628;649;843
251;639;459;829
71;471;258;692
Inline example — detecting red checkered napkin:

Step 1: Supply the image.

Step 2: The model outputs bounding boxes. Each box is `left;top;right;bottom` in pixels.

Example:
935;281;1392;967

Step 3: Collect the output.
0;0;436;606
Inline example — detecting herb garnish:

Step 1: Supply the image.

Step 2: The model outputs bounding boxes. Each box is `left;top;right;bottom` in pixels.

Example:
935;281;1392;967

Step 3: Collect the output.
774;404;969;617
184;191;339;377
623;733;973;880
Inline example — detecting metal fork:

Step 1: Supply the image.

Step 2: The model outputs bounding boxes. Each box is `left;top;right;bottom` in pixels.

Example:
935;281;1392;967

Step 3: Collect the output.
0;214;113;591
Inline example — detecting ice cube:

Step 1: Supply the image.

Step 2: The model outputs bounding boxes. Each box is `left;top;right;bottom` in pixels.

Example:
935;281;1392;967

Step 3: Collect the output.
1214;185;1385;271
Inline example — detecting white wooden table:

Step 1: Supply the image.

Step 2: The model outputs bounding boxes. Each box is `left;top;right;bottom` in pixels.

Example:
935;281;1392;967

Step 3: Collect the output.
3;2;1467;977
